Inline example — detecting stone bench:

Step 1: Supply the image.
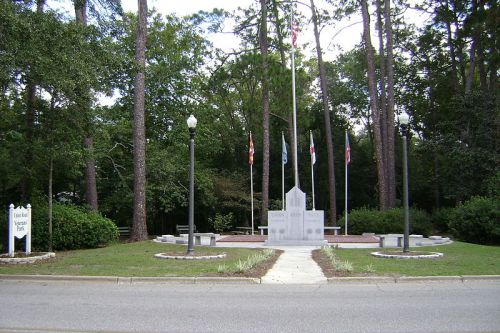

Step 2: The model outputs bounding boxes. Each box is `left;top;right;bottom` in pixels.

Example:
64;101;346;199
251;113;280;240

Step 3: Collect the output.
175;224;197;235
379;235;404;248
324;226;341;235
259;225;341;235
118;226;130;239
194;233;217;246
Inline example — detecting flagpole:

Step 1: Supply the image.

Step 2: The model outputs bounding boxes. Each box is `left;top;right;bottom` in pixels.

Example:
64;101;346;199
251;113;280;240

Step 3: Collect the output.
251;163;254;235
282;132;285;211
310;130;315;211
345;131;349;236
291;9;299;188
249;132;254;236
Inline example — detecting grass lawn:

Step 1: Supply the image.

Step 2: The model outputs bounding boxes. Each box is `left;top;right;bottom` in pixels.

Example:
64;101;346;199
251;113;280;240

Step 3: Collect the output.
331;241;500;277
0;241;270;277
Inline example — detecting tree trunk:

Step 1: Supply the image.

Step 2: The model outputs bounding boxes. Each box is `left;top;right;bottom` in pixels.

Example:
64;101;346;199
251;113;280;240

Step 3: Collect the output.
75;0;98;211
443;0;459;91
21;0;46;201
383;0;396;208
271;0;297;187
360;0;388;209
310;0;337;225
465;0;478;95
131;0;148;241
259;0;270;225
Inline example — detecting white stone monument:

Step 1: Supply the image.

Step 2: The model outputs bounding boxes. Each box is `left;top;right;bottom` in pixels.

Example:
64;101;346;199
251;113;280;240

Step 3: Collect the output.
266;187;326;245
8;204;31;257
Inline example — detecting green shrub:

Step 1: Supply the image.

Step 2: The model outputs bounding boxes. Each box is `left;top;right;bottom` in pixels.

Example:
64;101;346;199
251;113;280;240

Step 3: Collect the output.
31;203;119;251
431;207;455;233
208;212;234;233
448;196;500;245
342;207;432;236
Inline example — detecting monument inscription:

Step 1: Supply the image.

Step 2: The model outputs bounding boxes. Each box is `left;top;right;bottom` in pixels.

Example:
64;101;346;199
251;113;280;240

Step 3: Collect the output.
266;187;325;245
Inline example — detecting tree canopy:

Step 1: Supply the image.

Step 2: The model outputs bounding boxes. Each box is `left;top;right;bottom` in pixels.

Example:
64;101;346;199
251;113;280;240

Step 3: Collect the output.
0;0;497;240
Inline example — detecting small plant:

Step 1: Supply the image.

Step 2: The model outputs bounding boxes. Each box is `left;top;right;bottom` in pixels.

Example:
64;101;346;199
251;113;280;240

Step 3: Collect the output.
321;246;354;273
217;264;229;274
335;260;354;273
233;249;275;273
235;259;250;273
208;213;234;233
321;246;337;261
362;264;376;273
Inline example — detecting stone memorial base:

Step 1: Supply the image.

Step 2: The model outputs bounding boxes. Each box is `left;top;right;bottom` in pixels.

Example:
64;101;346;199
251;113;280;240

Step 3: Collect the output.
265;187;326;246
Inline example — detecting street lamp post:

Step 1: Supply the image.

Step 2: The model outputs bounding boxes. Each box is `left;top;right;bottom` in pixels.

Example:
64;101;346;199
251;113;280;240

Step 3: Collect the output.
187;114;197;255
399;113;410;253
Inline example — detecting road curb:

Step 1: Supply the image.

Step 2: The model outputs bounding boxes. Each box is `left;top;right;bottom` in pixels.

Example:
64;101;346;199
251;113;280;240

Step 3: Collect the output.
0;274;499;284
0;274;260;285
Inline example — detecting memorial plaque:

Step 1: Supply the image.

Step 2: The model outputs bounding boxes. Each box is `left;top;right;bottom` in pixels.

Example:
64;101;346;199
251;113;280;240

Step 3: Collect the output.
266;187;325;245
13;207;29;239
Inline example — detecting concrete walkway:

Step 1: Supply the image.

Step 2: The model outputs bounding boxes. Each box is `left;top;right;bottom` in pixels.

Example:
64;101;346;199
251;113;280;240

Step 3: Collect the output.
261;246;326;284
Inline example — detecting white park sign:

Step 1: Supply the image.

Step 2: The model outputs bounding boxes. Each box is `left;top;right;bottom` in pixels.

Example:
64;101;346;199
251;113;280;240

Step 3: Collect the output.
8;204;32;257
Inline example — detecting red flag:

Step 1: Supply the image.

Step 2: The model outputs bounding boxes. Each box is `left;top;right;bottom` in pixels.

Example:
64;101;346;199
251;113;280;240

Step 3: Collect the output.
345;132;351;165
249;132;254;165
292;23;298;48
310;131;316;165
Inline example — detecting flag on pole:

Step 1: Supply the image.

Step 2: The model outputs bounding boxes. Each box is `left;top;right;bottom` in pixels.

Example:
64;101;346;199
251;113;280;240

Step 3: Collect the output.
291;23;298;49
249;132;254;165
310;131;316;165
345;133;351;165
282;133;288;164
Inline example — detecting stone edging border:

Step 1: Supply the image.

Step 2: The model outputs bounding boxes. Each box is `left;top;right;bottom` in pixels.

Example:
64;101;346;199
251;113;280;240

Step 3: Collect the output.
371;251;444;259
154;253;226;260
0;252;56;265
0;274;499;285
327;275;500;283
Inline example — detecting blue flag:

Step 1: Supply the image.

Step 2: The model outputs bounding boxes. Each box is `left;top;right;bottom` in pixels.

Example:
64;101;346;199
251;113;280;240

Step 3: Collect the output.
282;133;288;164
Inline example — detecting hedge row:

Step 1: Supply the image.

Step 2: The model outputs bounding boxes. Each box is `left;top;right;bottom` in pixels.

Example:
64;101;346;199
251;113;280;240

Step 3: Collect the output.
446;196;499;245
31;203;119;251
341;207;433;236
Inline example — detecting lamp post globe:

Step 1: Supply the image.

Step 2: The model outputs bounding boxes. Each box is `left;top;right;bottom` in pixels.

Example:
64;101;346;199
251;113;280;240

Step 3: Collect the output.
398;113;410;253
187;114;197;255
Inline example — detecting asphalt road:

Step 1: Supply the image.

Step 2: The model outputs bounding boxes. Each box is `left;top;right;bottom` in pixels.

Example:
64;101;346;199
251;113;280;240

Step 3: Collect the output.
0;280;499;333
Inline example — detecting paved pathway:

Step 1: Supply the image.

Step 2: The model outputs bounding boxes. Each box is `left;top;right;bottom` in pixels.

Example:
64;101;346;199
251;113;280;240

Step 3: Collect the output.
261;246;326;284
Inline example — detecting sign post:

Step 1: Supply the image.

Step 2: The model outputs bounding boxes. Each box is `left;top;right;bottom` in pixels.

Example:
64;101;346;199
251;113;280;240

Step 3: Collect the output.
8;204;31;257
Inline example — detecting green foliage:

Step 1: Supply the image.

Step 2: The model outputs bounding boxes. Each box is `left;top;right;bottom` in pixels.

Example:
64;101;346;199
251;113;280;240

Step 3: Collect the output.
448;197;500;245
431;207;455;233
343;207;432;236
31;203;119;251
208;212;234;233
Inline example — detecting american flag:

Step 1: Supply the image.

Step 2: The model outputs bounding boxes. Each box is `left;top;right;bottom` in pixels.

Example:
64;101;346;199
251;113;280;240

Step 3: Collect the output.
292;23;298;49
345;132;351;165
249;132;254;166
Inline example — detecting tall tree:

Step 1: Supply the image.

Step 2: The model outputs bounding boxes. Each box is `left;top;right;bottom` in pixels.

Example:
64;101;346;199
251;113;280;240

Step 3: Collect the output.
310;0;337;225
131;0;148;241
21;0;46;201
359;0;396;210
259;0;270;225
74;0;98;211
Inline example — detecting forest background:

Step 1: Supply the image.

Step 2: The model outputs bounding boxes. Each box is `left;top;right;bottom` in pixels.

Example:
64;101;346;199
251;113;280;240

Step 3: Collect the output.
0;0;498;244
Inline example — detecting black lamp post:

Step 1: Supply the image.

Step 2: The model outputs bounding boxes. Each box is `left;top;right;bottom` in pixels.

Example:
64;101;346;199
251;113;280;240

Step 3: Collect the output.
187;114;197;255
399;113;410;253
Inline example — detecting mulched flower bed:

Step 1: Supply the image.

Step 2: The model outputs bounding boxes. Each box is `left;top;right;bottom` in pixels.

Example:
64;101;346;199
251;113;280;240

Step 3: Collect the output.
215;249;283;278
